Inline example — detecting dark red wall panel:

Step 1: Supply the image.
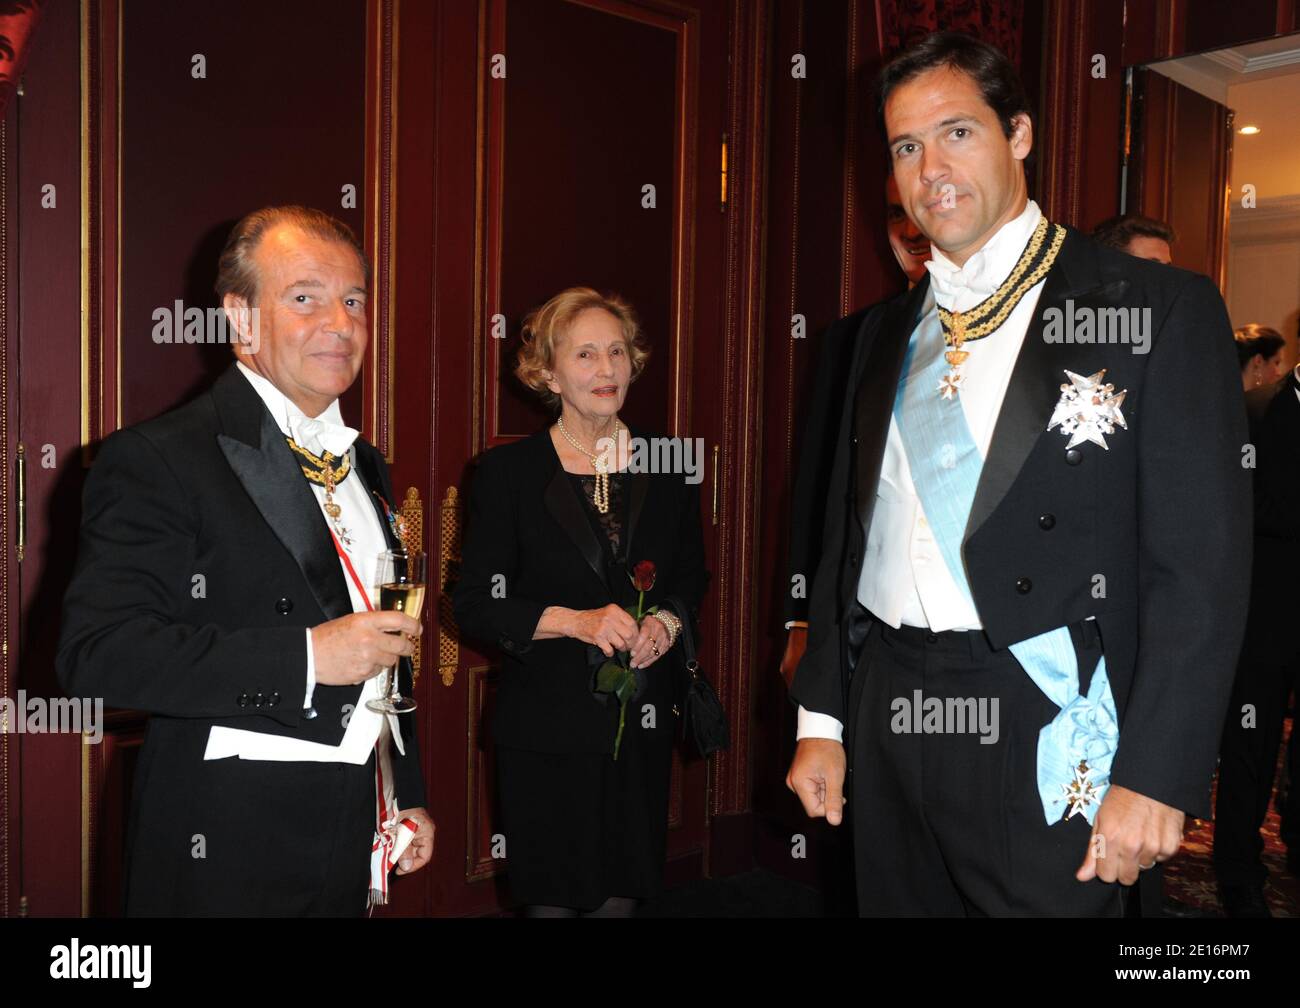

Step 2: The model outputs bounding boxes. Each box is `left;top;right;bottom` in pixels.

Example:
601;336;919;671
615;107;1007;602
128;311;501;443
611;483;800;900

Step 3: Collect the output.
117;0;366;429
495;0;676;439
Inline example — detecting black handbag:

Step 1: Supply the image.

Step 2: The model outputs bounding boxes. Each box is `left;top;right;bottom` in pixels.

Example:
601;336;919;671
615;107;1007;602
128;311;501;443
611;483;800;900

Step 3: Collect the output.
664;596;729;756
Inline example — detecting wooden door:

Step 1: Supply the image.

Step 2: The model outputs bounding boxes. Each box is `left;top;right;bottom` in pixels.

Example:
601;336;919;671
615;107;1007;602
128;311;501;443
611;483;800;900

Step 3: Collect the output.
421;0;738;916
1126;66;1234;286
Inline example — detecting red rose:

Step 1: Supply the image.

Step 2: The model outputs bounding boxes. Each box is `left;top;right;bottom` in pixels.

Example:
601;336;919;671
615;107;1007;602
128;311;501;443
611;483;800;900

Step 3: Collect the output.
630;560;656;593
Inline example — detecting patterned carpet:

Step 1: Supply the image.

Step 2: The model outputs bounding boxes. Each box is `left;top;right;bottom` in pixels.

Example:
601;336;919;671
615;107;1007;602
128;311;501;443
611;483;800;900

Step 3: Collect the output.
1162;718;1299;917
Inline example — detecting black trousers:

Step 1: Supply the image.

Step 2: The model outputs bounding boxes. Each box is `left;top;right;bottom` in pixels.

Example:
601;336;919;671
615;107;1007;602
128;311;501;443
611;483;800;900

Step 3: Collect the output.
847;606;1124;917
1214;585;1300;887
125;751;377;917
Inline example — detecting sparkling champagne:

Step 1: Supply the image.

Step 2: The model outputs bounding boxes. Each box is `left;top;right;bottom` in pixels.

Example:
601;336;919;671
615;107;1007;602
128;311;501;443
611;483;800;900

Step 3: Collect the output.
380;582;426;618
369;549;425;715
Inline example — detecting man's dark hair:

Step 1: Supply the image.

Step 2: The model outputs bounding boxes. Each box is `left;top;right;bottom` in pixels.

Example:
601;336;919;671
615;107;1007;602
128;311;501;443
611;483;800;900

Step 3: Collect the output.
1091;214;1175;252
877;31;1031;144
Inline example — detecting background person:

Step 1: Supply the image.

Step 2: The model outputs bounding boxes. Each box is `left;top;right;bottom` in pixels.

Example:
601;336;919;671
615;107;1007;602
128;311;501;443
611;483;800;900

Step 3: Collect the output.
1092;213;1175;265
1235;323;1286;392
781;175;929;686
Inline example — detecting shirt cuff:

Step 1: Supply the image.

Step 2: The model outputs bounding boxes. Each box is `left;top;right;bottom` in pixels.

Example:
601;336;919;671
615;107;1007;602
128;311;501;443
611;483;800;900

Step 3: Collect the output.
304;628;317;709
785;620;808;630
796;706;843;742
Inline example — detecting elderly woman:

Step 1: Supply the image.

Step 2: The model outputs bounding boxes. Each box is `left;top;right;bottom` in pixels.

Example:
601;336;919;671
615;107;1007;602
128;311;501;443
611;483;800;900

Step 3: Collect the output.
453;287;709;918
1235;323;1286;392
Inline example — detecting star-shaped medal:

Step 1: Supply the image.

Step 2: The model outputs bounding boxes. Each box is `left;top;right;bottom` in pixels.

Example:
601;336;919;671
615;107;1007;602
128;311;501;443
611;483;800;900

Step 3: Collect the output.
1061;759;1100;821
1047;369;1128;450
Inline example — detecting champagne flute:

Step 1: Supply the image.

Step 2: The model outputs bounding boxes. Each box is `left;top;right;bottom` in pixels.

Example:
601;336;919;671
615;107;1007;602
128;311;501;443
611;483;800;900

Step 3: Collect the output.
367;549;425;714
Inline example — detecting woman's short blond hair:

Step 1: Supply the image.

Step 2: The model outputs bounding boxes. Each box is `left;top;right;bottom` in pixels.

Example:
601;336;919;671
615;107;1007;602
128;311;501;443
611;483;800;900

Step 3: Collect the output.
515;287;650;409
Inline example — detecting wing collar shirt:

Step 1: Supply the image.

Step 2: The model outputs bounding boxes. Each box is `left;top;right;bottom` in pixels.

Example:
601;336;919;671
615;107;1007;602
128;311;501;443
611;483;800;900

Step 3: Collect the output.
202;361;400;762
798;200;1048;741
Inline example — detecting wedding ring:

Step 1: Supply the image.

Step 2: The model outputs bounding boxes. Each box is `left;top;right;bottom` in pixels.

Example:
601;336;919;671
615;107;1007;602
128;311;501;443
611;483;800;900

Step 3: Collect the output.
652;643;660;656
1139;861;1156;870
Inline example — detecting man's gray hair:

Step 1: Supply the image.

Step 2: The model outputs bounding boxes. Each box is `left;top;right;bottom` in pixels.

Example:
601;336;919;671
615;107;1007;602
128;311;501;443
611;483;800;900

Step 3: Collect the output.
214;205;370;305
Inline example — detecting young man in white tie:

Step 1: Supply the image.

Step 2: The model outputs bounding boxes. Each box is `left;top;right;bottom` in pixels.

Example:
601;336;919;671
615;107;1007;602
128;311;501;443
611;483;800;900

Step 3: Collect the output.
786;32;1249;916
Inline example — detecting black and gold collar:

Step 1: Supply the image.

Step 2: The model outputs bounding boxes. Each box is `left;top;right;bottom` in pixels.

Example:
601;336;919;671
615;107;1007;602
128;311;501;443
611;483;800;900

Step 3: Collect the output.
936;217;1067;400
285;436;353;487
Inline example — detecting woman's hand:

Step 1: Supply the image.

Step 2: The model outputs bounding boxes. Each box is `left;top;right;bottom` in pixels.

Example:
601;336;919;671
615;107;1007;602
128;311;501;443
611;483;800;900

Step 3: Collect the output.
628;614;672;669
570;604;641;657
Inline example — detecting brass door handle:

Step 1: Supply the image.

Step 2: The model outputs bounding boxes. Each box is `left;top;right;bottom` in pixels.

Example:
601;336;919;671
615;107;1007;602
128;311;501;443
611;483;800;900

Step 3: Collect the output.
711;445;719;527
15;442;24;562
396;487;426;686
437;486;462;687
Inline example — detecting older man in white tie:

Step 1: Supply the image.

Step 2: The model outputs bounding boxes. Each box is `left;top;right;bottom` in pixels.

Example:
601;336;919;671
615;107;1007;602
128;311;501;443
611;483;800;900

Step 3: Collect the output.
58;206;435;916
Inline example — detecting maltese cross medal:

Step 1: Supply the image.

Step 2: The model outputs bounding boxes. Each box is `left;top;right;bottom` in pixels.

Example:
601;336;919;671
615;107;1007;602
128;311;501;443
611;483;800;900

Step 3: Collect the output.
1047;369;1128;450
1062;760;1101;821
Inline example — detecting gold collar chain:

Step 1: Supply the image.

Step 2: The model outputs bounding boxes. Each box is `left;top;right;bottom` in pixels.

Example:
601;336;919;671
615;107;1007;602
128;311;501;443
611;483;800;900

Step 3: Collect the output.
286;436;355;547
936;217;1067;400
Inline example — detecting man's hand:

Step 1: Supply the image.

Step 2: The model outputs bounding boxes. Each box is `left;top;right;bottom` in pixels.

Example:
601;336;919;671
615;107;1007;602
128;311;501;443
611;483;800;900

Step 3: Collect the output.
394;807;436;875
311;611;422;686
779;627;807;689
1076;784;1185;885
786;738;847;826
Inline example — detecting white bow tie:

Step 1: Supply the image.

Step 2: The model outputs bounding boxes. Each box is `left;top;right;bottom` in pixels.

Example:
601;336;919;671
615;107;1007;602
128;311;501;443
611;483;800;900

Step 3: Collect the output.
925;251;999;311
924;202;1043;312
290;414;359;459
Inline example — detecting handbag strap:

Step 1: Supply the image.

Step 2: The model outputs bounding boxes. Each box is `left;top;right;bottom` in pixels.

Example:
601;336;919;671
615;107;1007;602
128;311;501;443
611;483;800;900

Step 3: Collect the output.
663;595;699;677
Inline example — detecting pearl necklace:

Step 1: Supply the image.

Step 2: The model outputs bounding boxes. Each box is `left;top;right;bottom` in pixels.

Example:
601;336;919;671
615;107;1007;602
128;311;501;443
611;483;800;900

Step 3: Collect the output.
556;415;621;514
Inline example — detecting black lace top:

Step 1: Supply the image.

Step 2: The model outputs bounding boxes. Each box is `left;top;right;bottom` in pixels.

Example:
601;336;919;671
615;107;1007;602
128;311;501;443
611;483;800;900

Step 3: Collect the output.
566;470;631;569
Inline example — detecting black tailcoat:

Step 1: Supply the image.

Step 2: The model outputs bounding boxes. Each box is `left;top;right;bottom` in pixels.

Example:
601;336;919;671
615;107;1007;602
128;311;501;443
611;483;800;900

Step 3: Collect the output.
58;364;424;914
791;228;1251;820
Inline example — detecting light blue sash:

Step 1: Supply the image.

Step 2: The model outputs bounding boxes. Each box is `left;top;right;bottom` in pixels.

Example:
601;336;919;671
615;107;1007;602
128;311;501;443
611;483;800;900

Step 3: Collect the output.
892;307;1118;825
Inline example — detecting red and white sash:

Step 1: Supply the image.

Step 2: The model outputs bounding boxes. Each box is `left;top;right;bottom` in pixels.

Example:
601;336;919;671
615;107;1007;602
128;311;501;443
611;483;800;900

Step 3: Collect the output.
329;529;420;909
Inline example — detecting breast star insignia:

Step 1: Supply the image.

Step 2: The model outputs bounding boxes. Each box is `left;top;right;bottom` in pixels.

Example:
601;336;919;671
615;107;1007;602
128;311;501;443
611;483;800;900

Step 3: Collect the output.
1048;369;1128;450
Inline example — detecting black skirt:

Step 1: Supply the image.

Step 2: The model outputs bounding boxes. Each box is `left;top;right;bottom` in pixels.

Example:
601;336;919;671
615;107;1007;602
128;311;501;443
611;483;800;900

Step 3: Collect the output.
495;706;675;911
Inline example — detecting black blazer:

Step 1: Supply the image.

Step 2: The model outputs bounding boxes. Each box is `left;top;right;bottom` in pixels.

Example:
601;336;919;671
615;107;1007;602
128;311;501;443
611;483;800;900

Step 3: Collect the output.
453;425;710;754
785;304;888;625
1245;375;1300;543
791;228;1251;819
1244;374;1300;602
56;364;425;905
